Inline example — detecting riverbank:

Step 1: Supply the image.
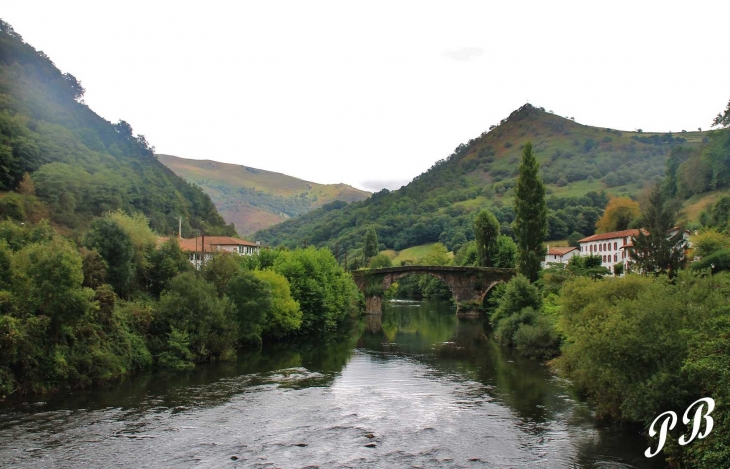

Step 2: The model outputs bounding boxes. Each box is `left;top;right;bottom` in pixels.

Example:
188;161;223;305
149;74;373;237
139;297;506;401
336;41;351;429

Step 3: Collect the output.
0;301;659;468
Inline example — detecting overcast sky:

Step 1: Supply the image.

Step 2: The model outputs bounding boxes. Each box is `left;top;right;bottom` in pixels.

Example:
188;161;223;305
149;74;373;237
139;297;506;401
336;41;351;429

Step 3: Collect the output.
4;1;729;192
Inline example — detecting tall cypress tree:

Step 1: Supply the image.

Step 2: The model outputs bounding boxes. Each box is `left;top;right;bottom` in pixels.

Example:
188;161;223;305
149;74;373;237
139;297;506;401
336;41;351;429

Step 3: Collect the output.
474;209;500;267
363;226;379;261
514;142;547;282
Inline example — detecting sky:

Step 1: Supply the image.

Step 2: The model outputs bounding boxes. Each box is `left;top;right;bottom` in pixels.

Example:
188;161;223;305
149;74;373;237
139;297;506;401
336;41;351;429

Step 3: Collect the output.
3;1;729;192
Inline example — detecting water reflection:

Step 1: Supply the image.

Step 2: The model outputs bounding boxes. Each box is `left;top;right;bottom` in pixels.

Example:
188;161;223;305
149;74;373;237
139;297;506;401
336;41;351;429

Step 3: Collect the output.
0;300;661;468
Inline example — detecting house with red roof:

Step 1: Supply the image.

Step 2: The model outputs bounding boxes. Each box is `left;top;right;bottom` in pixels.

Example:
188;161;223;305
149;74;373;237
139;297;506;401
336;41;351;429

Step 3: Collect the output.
577;229;640;275
158;236;260;269
542;246;579;268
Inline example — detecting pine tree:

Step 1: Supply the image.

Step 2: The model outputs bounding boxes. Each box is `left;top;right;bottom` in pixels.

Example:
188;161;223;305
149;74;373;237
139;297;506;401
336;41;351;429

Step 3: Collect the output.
514;142;547;282
474;209;500;267
630;183;686;277
363;226;379;262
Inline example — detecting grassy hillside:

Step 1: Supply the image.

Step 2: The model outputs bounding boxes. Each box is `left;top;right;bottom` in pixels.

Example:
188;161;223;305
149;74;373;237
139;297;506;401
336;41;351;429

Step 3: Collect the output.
158;154;370;235
0;20;233;236
255;104;711;253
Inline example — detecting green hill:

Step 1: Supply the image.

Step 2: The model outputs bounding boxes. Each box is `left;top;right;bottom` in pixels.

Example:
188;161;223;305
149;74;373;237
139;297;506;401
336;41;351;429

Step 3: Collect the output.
0;20;233;236
255;104;713;253
157;154;370;235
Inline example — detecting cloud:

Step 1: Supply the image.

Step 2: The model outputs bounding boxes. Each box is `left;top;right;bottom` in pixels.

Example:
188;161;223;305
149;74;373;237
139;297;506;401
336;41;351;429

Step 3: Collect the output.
444;47;483;61
358;178;411;192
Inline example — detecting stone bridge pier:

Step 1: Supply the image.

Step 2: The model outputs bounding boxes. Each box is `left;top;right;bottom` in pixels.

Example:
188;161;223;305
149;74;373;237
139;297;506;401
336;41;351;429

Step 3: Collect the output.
351;266;515;317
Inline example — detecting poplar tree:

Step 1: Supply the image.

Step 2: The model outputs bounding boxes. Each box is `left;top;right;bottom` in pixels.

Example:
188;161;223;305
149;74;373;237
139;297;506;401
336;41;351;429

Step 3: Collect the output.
514;142;547;283
474;209;500;267
363;226;379;261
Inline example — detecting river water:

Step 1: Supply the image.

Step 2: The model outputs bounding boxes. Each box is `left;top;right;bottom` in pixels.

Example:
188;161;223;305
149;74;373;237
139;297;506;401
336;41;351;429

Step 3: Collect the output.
0;301;662;468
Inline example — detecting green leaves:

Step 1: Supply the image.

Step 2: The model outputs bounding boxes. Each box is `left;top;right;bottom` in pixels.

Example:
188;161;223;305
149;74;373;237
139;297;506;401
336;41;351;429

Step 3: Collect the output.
474;209;500;267
514;142;547;283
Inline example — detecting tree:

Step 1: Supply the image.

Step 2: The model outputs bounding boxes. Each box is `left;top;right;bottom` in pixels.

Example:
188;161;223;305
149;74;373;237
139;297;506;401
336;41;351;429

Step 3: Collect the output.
155;272;237;364
84;217;136;296
713;99;730;128
362;226;379;261
474;209;500;267
252;270;302;339
494;235;517;268
631;184;687;277
274;247;359;334
148;238;191;296
690;229;730;258
201;252;242;298
514;142;548;282
368;253;392;268
420;243;450;266
12;239;93;333
492;274;542;323
595;197;641;233
567;231;585;248
226;270;271;344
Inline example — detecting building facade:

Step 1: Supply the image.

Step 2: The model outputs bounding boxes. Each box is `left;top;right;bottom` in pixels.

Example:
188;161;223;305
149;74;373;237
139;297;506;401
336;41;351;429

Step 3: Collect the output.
542;246;579;267
577;229;639;275
158;236;261;269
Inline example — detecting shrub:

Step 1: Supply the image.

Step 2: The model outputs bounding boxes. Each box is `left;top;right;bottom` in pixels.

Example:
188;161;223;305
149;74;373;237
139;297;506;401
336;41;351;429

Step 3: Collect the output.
492;275;542;323
513;318;560;359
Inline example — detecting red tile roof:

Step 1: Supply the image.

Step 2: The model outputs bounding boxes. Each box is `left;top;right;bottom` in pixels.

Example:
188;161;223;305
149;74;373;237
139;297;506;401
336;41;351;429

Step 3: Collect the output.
547;246;578;256
158;236;258;253
578;229;642;243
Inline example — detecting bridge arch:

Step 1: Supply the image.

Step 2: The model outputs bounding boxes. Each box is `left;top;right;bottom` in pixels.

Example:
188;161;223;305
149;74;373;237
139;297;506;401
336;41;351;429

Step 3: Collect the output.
352;266;515;316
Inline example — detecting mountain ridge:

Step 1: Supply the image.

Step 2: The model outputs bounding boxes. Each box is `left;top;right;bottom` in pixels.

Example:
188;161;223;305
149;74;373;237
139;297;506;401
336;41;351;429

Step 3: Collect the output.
157;153;370;235
254;104;711;254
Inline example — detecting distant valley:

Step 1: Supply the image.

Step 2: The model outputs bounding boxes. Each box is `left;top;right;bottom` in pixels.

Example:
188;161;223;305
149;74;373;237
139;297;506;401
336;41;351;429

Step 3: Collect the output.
157;154;370;235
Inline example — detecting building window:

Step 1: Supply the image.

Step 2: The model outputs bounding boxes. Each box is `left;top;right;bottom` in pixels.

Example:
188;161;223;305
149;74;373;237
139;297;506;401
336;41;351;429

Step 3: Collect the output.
614;242;617;250
614;254;617;262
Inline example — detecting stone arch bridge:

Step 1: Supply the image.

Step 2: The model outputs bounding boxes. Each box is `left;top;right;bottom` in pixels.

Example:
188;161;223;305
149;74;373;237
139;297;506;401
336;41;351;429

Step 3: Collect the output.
352;266;515;316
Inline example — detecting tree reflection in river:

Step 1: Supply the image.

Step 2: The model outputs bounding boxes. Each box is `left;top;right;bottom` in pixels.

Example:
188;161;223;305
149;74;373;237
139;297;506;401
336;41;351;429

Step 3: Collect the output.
0;299;662;468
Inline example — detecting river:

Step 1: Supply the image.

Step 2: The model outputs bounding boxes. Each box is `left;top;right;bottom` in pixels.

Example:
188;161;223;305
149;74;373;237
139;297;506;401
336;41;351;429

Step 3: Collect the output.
0;300;662;468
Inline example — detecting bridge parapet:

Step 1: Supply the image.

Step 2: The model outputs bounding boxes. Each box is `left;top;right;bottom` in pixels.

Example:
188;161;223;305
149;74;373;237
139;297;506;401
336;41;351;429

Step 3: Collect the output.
352;266;515;316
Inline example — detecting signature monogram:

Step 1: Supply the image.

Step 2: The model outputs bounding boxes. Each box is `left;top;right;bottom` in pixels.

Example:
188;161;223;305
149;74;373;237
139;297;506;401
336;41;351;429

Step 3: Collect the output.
645;398;715;458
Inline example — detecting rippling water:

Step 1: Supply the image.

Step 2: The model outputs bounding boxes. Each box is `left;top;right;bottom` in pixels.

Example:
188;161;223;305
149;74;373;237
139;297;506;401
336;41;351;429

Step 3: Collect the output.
0;301;662;468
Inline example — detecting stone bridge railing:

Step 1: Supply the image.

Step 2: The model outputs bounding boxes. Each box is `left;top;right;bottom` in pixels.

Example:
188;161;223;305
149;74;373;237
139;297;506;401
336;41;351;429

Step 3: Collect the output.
351;266;515;316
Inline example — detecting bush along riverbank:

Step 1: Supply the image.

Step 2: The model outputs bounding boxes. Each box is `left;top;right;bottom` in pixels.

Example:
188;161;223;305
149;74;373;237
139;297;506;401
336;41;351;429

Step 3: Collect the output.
488;265;730;468
0;212;361;397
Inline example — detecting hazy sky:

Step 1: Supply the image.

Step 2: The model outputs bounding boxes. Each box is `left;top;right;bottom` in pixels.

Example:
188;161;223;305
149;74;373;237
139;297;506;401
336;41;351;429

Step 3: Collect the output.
4;1;729;192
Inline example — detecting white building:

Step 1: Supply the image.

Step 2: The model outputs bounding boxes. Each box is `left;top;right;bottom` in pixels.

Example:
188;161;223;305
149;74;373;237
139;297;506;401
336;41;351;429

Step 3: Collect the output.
158;236;261;269
577;229;639;274
542;246;579;267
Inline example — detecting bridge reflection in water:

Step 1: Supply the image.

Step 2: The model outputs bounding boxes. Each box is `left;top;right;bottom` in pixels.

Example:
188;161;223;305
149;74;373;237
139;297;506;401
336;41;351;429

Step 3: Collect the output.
352;265;515;317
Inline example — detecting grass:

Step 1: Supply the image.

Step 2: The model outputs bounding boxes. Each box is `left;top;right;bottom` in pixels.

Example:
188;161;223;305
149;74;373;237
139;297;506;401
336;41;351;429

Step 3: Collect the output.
388;243;454;265
681;188;730;222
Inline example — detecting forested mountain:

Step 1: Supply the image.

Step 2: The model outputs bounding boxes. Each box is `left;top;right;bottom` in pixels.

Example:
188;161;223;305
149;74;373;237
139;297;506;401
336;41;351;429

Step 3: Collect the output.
256;104;713;253
0;20;233;236
158;154;370;235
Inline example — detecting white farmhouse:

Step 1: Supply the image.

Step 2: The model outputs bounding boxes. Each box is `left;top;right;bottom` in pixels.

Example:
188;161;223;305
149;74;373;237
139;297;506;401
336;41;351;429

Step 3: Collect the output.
158;236;261;269
542;246;579;267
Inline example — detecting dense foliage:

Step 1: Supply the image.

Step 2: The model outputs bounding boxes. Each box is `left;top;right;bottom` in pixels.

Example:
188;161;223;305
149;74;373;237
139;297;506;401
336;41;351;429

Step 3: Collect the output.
0;213;360;396
514;142;547;282
473;209;500;267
